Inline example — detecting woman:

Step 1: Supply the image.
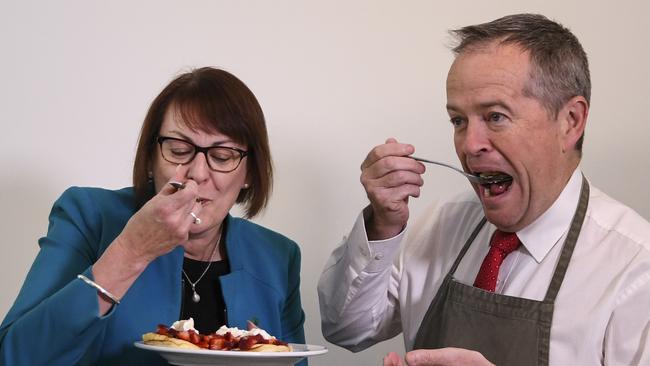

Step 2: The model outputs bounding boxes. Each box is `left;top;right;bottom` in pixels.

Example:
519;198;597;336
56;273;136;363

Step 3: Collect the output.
0;67;306;365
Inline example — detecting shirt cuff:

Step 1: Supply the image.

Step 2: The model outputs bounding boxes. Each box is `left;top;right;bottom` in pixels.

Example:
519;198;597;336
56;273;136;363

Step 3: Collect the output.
347;208;406;273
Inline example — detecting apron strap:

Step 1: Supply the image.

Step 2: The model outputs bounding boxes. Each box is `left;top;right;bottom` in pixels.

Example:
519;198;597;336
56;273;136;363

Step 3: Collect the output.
412;216;487;348
448;217;488;275
543;175;590;303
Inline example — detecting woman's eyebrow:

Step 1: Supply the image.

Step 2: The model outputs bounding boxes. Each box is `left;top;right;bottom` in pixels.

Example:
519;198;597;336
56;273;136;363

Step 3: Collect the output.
163;130;234;147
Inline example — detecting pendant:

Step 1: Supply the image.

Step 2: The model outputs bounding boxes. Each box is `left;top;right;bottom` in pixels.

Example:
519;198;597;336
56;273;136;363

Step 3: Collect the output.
190;283;201;303
192;291;201;303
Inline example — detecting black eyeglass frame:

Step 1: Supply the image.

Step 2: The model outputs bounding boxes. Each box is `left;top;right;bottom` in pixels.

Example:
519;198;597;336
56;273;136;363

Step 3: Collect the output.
156;136;249;173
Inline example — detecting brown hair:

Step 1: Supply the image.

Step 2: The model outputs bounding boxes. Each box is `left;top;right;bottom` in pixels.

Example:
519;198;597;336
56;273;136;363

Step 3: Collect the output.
132;67;273;218
450;13;590;151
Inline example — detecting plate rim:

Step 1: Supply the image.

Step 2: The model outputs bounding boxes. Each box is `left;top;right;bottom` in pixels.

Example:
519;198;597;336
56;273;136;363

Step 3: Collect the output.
134;341;328;358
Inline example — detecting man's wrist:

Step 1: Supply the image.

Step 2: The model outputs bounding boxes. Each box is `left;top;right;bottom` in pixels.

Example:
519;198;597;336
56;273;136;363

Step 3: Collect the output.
363;206;405;240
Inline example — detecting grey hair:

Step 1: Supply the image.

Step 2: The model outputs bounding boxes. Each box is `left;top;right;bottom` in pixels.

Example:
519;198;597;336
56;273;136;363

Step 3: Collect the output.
450;13;590;150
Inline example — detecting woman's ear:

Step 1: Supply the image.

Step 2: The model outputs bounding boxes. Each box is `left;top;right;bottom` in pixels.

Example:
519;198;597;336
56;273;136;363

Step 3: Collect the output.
560;96;589;153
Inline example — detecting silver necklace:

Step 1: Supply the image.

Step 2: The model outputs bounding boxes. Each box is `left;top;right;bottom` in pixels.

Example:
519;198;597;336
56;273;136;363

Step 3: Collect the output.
182;235;221;303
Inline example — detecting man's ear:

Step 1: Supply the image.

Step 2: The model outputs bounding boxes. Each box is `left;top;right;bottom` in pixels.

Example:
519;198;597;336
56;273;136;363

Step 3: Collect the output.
560;96;589;153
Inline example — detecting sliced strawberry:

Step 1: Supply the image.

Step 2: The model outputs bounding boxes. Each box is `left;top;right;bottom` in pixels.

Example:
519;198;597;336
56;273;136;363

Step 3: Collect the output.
224;339;238;350
189;332;201;344
156;324;171;336
271;338;288;346
239;334;264;350
175;331;191;341
209;337;226;350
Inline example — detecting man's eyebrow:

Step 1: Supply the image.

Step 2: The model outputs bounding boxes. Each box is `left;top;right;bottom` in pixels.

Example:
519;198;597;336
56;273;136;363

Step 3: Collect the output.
446;103;459;113
478;101;513;113
446;100;514;114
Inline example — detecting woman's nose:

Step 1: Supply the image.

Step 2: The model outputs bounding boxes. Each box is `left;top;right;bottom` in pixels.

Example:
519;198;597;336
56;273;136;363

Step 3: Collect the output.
186;151;211;183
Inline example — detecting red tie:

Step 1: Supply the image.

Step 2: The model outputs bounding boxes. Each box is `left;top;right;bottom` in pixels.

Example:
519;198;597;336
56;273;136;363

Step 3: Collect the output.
473;230;520;292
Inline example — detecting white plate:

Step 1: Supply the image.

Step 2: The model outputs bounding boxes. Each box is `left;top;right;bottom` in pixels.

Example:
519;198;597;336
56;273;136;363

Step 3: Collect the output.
134;341;327;366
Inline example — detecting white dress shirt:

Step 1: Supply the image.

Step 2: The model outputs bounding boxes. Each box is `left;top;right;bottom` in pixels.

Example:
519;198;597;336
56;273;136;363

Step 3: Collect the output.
318;169;650;365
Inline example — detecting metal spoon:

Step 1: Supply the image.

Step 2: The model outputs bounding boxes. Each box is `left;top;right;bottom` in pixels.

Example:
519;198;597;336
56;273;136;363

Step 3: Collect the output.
169;181;186;190
411;156;512;185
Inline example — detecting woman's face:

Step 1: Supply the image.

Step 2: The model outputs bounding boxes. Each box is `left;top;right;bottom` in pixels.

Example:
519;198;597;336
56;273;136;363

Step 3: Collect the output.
151;104;249;237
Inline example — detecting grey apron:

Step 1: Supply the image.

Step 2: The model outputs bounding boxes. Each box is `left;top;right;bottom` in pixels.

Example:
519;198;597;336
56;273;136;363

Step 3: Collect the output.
413;177;589;365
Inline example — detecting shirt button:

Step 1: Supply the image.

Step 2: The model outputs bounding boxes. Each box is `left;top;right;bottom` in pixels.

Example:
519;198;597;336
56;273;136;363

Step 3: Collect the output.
374;253;384;260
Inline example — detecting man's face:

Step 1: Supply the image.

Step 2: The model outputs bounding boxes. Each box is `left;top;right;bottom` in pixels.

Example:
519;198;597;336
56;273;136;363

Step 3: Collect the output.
446;42;578;232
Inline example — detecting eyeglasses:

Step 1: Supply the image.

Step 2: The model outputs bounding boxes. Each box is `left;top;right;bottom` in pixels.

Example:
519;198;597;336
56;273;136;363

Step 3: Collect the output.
157;136;248;173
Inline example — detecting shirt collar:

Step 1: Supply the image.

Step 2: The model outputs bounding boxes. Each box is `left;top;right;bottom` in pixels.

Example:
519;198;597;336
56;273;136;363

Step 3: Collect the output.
516;168;583;263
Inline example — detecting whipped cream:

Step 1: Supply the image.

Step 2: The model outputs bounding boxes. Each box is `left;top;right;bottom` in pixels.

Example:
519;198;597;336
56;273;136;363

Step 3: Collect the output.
215;325;273;340
171;318;198;333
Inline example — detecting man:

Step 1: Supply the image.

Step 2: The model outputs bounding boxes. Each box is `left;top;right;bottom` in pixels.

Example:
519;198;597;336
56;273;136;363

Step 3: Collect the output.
318;14;650;366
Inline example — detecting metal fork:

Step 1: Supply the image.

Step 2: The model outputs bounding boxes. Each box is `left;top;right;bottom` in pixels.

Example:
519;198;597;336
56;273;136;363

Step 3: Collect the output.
411;156;511;185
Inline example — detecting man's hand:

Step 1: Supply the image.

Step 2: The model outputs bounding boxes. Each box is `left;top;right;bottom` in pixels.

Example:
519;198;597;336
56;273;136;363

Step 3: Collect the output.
384;351;405;366
383;348;495;366
361;138;425;240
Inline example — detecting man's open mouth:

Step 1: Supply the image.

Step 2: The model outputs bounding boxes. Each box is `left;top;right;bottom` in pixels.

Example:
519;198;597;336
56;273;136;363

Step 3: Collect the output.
477;172;513;197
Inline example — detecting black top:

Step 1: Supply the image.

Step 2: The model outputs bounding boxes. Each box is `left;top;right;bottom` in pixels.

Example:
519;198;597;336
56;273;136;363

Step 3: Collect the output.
180;256;230;333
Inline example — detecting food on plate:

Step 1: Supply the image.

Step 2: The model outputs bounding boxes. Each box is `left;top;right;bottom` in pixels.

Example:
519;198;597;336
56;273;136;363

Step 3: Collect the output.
142;318;291;352
142;332;200;349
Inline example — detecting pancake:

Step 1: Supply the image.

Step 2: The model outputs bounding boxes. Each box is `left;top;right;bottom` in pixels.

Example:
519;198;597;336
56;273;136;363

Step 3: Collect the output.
248;343;292;352
142;332;200;349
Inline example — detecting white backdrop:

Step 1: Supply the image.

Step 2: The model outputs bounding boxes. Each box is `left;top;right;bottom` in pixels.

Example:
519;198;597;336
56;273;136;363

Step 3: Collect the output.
1;1;649;365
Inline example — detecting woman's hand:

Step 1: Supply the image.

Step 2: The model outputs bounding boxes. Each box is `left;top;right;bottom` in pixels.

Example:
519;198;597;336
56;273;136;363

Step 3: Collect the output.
91;168;203;314
361;138;425;240
116;170;202;263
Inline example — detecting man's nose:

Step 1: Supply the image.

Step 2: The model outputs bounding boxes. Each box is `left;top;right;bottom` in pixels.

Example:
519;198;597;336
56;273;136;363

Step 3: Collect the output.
458;120;491;156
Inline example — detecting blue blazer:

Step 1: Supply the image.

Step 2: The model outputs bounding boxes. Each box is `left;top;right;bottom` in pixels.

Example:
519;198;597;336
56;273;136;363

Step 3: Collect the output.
0;187;306;365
